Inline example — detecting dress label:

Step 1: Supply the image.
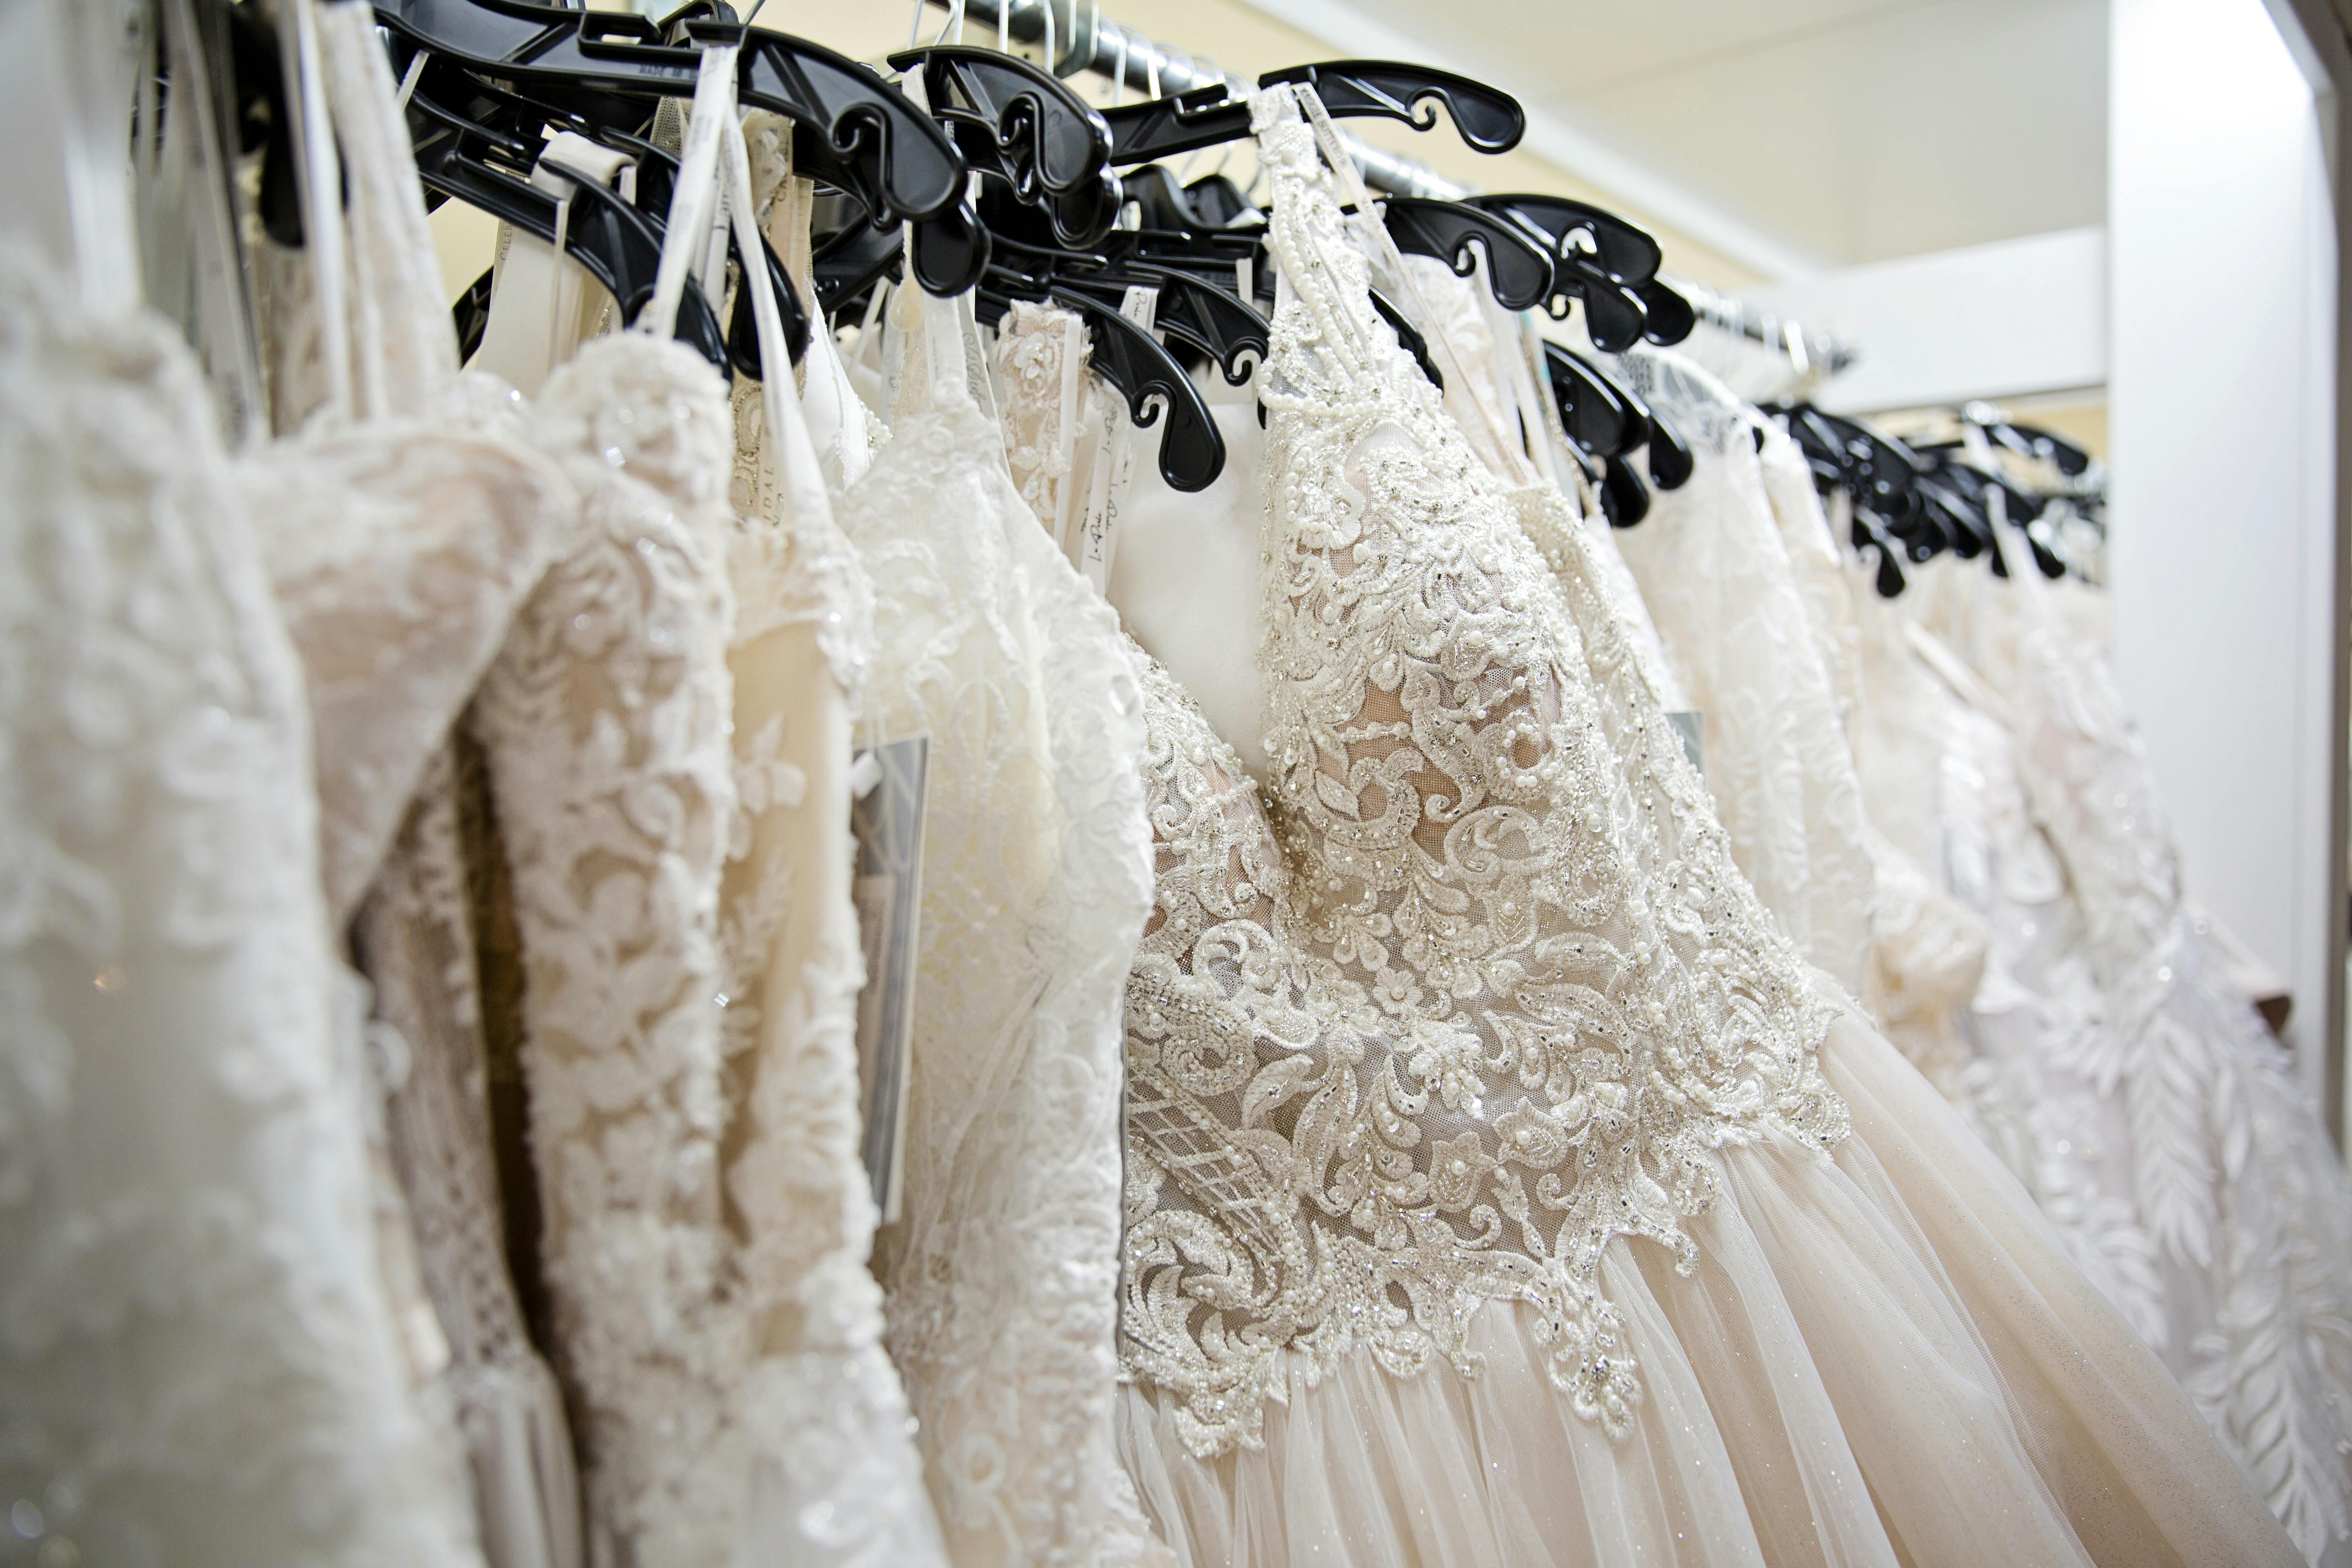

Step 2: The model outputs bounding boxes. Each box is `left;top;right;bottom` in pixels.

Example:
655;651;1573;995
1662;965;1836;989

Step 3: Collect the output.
850;735;929;1223
1074;287;1158;592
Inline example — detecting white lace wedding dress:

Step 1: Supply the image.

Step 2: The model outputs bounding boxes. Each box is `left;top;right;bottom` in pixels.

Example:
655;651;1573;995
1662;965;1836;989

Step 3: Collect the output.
1105;84;2302;1568
841;278;1164;1566
1608;352;1873;996
252;17;594;1564
1755;438;1989;1087
710;102;946;1568
0;242;488;1565
1925;546;2352;1564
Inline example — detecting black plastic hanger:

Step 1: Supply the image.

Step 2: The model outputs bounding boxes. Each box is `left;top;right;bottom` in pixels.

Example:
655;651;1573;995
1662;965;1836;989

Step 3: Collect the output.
1379;198;1554;312
967;175;1271;385
405;58;812;372
975;260;1229;492
1619;382;1694;491
1466;194;1694;352
1542;341;1633;462
375;1;981;291
1967;412;2094;478
889;45;1120;248
1101;61;1523;165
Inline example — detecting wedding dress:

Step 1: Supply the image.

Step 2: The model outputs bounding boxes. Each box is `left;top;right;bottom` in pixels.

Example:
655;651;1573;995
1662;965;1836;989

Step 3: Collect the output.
246;16;590;1564
0;242;486;1565
1927;543;2352;1564
462;322;753;1563
1898;615;2170;1349
1609;351;1873;996
1754;442;1990;1090
1107;83;2301;1568
708;99;945;1568
840;276;1163;1565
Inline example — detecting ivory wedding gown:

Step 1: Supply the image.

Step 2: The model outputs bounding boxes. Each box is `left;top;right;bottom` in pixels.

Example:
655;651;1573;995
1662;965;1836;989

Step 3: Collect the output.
1102;83;2301;1568
841;275;1164;1565
1608;351;1873;997
1922;543;2352;1563
251;48;593;1565
0;241;487;1564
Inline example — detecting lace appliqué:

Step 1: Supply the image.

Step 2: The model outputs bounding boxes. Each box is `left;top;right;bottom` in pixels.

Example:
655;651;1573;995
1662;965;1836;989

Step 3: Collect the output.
1110;90;1846;1460
468;334;747;1566
994;299;1089;536
1965;566;2352;1562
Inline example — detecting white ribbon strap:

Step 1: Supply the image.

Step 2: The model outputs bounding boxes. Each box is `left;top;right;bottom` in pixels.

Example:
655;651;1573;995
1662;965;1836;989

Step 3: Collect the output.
644;43;738;340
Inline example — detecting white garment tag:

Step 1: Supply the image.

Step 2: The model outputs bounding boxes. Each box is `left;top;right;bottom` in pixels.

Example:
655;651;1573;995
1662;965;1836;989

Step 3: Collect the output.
850;735;928;1224
957;294;1001;427
1072;287;1158;593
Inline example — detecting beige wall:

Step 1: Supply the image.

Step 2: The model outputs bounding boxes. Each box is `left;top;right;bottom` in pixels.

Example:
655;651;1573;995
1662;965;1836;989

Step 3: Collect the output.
432;0;1764;299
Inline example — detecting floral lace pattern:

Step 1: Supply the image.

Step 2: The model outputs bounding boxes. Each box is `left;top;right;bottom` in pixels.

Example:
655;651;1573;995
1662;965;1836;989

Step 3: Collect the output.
0;247;485;1566
1611;351;1875;996
1953;557;2352;1563
846;282;1161;1566
1109;87;1846;1459
993;299;1089;540
468;334;746;1566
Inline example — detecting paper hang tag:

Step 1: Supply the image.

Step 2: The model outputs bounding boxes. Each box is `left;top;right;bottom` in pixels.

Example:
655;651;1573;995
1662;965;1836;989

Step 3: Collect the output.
1072;286;1160;594
1664;710;1705;778
850;735;929;1224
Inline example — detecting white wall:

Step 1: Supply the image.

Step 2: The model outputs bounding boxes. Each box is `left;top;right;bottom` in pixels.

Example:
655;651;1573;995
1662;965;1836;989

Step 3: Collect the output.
1738;227;2108;415
2109;0;2341;1088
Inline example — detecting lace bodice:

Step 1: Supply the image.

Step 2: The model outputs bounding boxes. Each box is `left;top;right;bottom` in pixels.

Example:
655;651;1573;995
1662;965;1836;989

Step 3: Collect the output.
0;245;486;1565
1111;87;1847;1457
845;282;1161;1566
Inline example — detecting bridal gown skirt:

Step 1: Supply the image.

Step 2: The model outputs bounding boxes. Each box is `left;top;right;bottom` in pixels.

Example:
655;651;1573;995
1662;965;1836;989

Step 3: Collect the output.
1116;1014;2299;1568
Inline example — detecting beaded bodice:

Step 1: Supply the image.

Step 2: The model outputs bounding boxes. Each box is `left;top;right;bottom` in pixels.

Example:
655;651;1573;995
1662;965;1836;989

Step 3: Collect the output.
1113;87;1846;1459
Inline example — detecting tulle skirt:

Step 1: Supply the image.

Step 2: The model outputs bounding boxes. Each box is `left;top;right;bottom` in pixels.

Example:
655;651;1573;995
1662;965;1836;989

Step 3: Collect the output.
1116;1016;2299;1568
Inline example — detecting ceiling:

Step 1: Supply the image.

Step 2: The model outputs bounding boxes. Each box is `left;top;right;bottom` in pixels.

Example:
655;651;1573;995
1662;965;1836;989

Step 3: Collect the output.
1254;0;2110;276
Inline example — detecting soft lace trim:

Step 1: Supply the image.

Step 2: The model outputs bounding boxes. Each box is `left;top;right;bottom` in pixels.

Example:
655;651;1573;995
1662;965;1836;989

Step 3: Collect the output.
1109;88;1845;1459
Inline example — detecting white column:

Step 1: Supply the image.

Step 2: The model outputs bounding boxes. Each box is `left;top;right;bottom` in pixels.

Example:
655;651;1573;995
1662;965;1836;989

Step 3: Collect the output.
2109;0;2342;1100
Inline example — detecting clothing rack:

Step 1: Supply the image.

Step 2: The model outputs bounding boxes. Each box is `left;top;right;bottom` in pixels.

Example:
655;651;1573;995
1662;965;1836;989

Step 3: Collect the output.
913;0;1471;200
1664;272;1859;379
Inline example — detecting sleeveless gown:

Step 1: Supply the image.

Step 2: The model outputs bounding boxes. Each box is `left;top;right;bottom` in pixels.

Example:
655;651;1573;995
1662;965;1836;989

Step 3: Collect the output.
1102;83;2302;1568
